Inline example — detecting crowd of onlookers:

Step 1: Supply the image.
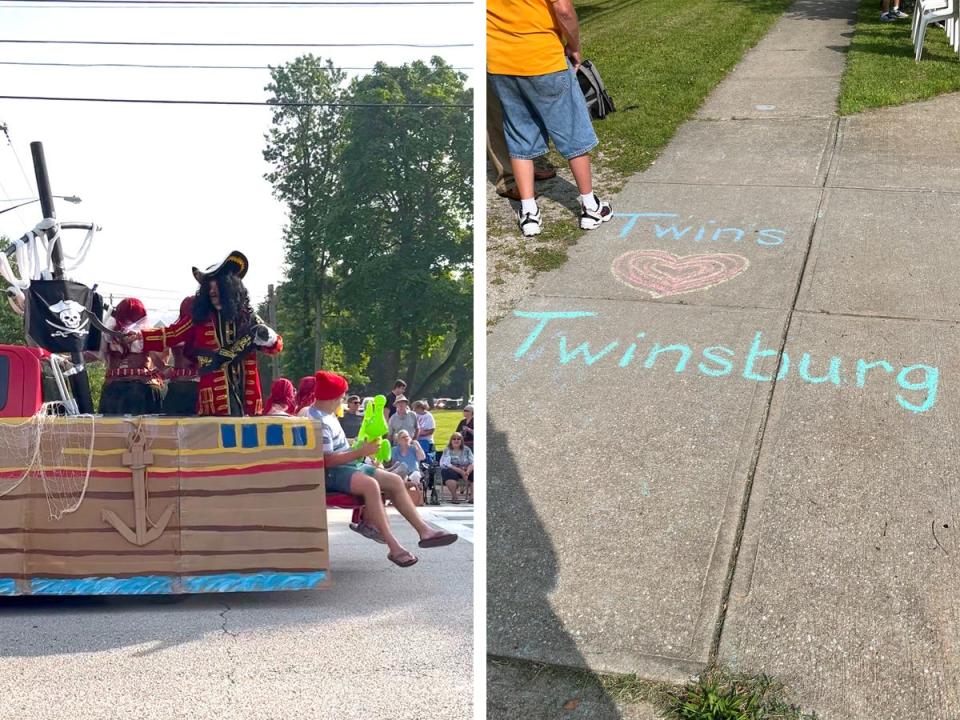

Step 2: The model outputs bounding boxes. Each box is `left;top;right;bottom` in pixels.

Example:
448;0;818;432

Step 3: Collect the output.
265;376;474;505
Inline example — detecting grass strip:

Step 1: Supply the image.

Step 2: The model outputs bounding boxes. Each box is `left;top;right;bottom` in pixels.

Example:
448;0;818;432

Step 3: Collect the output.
578;0;794;175
840;0;960;115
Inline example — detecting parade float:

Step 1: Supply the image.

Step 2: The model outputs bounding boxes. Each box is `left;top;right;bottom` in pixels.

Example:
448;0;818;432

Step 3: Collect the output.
0;143;344;596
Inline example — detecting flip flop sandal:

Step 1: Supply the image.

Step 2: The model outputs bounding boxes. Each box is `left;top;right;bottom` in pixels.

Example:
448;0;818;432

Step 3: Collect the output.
418;531;459;549
350;521;387;545
388;551;418;568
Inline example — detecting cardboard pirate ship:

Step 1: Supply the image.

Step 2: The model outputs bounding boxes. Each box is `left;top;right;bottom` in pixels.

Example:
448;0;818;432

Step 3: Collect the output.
0;345;331;596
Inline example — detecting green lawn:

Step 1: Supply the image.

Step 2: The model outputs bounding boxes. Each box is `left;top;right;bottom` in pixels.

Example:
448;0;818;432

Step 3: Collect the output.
578;0;794;175
433;409;465;445
840;0;960;114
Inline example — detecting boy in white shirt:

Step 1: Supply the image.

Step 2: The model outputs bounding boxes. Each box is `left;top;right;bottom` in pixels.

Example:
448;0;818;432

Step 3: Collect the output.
309;371;457;567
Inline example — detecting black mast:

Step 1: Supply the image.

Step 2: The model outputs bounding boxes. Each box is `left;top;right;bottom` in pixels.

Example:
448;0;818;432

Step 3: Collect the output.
31;141;94;414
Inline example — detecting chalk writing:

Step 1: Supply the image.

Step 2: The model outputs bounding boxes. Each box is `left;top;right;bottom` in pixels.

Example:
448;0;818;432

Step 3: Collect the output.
614;212;787;247
611;249;749;297
512;311;939;414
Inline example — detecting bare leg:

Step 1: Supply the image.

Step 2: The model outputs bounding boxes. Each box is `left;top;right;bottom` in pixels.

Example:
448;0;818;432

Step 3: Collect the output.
373;469;445;540
349;473;410;559
510;158;535;200
445;478;460;502
568;154;593;196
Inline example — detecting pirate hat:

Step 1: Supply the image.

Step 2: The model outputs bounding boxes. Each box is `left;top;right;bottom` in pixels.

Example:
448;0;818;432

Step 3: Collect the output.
192;250;249;283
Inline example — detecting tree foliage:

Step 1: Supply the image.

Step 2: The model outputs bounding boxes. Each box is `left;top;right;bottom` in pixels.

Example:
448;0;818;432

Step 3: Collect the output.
262;56;473;396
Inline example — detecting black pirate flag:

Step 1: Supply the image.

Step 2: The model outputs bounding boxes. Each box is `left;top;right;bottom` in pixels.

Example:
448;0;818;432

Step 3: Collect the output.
26;279;104;353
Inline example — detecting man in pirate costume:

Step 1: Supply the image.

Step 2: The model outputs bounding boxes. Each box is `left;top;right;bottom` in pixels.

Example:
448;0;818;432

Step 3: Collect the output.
160;295;200;416
99;297;166;415
126;251;282;416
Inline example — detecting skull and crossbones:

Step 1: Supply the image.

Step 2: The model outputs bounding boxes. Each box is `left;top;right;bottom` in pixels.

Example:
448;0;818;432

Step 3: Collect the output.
46;299;90;337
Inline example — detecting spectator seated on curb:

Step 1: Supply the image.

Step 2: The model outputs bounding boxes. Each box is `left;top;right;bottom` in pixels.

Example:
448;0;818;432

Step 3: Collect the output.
439;432;474;505
305;371;458;568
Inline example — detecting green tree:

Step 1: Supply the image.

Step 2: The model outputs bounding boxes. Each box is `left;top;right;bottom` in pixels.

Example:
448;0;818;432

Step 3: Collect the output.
336;58;473;398
263;55;349;382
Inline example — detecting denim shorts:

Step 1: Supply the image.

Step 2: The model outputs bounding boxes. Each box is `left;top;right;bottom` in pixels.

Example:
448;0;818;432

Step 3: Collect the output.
325;462;376;494
488;65;598;161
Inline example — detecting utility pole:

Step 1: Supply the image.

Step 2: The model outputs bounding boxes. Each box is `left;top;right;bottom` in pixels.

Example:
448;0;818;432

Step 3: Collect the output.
32;141;94;414
267;283;279;380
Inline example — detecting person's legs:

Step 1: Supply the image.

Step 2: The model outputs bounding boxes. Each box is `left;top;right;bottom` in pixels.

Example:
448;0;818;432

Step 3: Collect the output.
511;158;536;200
374;468;451;541
487;78;516;196
441;467;461;502
568;154;594;196
489;72;551;236
348;472;412;560
520;66;611;229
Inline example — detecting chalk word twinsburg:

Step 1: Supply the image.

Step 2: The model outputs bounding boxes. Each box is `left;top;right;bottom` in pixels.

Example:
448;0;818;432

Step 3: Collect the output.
512;311;938;414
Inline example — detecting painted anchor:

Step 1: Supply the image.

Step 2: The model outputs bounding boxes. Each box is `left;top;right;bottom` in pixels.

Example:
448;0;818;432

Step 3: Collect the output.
102;430;174;546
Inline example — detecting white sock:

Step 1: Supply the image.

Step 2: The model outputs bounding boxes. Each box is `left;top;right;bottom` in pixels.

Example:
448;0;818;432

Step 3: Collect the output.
580;192;599;211
520;198;538;215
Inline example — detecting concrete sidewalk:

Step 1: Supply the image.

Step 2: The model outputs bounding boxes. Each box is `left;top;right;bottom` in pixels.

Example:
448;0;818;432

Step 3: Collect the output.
487;1;960;717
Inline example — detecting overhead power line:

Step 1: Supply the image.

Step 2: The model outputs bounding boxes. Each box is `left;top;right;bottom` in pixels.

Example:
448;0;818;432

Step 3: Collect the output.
0;95;472;107
0;0;470;5
0;60;473;71
0;39;471;48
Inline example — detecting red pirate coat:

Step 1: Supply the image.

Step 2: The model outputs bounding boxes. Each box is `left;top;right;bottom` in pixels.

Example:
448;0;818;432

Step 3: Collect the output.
141;311;282;416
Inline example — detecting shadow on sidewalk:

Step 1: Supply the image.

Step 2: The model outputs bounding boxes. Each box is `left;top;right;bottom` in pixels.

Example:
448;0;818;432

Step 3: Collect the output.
488;419;623;719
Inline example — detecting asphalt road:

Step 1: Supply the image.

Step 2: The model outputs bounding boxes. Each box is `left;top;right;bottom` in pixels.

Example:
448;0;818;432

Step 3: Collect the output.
0;509;473;720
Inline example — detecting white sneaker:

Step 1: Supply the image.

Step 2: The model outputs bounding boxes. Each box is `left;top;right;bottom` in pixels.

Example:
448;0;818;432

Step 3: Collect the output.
580;195;613;230
517;207;542;237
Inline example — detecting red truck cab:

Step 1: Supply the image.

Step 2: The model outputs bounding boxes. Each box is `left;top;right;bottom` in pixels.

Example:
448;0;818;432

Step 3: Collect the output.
0;345;46;418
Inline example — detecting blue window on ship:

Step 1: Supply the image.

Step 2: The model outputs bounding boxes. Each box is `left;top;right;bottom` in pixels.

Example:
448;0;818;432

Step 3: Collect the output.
221;424;237;449
265;424;284;447
292;426;307;447
241;424;259;448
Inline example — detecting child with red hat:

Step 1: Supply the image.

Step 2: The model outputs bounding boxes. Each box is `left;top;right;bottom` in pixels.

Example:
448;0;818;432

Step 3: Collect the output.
306;370;458;568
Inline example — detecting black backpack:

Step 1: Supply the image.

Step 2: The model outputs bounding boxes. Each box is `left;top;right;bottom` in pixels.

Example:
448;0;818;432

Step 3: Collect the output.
576;60;616;120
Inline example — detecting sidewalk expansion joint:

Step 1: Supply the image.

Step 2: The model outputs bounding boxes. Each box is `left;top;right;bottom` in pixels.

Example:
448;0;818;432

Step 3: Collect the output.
709;114;842;664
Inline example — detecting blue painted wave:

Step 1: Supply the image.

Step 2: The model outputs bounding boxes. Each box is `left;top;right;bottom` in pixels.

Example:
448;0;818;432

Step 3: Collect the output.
30;576;174;595
6;571;328;596
182;571;327;593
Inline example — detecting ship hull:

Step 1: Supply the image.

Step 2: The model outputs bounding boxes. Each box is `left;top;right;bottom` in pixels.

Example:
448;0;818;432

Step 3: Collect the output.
0;415;330;595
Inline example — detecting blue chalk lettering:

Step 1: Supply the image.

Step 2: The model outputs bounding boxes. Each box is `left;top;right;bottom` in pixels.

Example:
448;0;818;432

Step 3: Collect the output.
559;336;619;366
514;310;595;359
856;359;894;388
655;224;693;241
644;343;693;373
743;331;780;382
896;364;938;413
798;354;842;385
618;332;645;367
612;212;678;237
757;228;786;246
694;226;706;242
698;346;735;377
712;228;745;243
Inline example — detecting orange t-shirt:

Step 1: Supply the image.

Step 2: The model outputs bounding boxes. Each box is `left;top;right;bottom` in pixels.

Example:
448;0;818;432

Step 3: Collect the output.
487;0;568;76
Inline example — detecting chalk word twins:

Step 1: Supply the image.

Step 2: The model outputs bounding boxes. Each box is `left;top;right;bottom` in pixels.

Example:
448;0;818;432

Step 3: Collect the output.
613;212;787;247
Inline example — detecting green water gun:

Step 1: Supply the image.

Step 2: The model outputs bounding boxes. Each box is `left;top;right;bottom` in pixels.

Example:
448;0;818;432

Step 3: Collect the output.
353;394;391;463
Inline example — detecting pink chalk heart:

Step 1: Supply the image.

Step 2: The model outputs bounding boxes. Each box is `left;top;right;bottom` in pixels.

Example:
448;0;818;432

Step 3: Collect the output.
611;249;749;298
